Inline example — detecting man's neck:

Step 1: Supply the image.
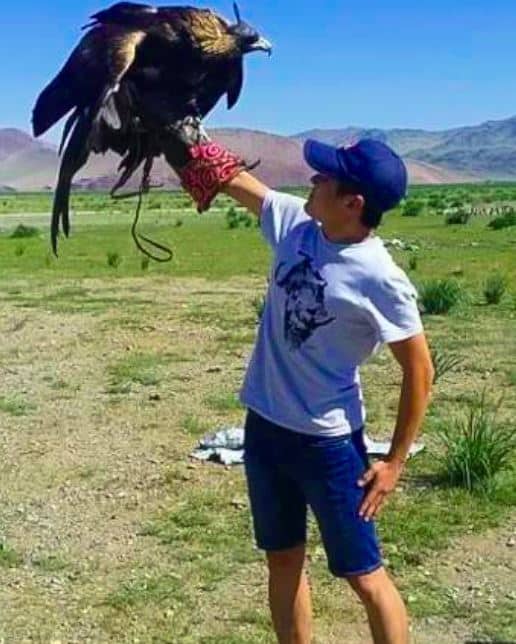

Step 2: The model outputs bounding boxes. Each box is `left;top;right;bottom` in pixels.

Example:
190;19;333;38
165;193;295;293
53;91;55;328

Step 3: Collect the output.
321;223;373;245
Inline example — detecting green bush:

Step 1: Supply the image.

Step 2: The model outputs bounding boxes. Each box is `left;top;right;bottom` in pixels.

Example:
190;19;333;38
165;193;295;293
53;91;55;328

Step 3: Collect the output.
10;224;39;239
419;279;463;315
445;208;471;225
226;206;253;229
226;206;239;229
427;195;445;210
402;200;424;217
437;394;516;492
483;273;506;305
488;210;516;230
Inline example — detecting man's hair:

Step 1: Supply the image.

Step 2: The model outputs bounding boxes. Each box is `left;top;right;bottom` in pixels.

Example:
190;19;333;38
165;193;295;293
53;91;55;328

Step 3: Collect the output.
336;181;383;229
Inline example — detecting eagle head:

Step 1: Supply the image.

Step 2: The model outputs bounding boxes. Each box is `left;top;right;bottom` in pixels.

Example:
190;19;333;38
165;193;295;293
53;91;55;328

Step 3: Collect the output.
227;3;272;55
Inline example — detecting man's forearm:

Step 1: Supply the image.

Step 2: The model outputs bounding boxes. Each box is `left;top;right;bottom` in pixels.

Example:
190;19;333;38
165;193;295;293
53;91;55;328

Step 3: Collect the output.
222;171;269;217
388;365;433;464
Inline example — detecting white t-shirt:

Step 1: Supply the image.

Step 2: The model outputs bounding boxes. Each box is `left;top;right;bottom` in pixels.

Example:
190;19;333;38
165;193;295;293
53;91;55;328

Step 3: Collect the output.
240;190;423;436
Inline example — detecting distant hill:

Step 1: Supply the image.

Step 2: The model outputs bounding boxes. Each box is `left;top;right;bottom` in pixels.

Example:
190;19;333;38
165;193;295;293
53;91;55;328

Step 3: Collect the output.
5;115;516;191
294;115;516;179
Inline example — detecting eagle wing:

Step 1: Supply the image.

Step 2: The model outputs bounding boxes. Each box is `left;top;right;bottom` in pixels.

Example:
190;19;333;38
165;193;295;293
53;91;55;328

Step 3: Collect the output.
32;25;147;138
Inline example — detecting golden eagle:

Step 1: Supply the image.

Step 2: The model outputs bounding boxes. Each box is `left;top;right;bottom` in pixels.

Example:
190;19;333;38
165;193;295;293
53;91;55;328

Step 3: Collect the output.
32;2;271;255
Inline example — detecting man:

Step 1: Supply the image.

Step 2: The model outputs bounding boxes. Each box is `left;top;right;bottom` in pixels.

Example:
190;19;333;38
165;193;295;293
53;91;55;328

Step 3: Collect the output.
174;134;434;644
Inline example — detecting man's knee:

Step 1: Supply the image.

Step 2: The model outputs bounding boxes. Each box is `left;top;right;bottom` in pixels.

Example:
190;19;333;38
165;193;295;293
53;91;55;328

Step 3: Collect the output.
266;543;306;574
346;566;390;604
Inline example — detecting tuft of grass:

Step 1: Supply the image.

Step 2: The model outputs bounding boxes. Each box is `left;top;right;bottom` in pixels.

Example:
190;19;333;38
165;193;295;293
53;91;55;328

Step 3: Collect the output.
419;278;464;315
105;573;189;610
140;255;150;271
483;273;506;305
182;414;209;437
429;345;463;384
408;254;418;271
251;294;266;322
32;554;69;573
14;244;25;257
205;391;243;412
436;393;516;492
107;352;167;393
0;542;23;568
107;251;122;268
0;395;35;416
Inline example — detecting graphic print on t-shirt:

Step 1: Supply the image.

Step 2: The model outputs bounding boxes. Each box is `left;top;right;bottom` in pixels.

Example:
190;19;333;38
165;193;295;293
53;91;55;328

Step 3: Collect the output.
275;251;336;350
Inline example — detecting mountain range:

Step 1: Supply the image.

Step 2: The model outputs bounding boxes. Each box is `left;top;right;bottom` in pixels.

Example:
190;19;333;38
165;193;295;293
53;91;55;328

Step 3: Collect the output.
1;114;515;192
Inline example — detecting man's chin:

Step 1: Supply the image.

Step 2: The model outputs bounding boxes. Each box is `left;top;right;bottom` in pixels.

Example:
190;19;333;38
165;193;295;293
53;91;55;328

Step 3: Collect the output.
304;200;316;219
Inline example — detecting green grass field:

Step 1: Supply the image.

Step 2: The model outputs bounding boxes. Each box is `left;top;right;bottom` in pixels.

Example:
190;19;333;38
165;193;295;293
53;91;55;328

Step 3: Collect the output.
0;185;515;643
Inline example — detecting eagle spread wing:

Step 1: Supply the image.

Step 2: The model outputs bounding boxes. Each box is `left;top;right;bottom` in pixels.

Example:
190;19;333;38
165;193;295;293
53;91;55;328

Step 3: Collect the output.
32;2;272;255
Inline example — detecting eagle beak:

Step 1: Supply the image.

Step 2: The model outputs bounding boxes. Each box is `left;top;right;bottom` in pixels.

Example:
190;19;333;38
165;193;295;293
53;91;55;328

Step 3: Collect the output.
249;37;273;56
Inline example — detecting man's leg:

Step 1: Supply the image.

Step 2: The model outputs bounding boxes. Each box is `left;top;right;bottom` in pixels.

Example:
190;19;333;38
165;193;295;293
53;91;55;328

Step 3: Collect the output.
347;566;409;644
266;544;312;644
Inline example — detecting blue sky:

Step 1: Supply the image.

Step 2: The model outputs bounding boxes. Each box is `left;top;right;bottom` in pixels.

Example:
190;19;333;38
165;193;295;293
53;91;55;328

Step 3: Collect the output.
1;0;515;141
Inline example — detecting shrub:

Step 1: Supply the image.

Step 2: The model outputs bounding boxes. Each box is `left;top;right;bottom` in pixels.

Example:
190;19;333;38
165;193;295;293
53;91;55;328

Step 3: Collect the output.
419;279;463;315
107;251;122;268
488;209;516;230
174;218;184;227
226;206;239;229
445;208;471;225
402;200;424;217
437;394;516;492
14;244;25;257
483;273;506;305
226;206;253;229
408;255;418;271
427;195;445;210
429;345;463;383
10;224;39;239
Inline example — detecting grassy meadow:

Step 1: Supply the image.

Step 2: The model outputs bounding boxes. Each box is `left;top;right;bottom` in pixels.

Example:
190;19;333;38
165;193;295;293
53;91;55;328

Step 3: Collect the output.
0;183;515;643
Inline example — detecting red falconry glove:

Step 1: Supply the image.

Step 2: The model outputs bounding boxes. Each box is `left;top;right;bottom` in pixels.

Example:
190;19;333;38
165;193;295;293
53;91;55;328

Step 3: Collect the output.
178;141;249;212
163;116;259;212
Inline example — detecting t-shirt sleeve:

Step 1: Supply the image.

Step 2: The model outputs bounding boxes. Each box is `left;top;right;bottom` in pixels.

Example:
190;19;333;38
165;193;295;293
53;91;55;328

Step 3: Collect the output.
260;189;311;250
365;267;423;344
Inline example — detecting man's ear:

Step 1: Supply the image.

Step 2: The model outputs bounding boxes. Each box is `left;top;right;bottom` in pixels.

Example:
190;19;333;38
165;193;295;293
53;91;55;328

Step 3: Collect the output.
342;193;365;212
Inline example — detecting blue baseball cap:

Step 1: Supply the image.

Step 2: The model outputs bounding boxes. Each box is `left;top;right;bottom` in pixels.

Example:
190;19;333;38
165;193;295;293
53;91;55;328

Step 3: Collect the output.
303;138;408;214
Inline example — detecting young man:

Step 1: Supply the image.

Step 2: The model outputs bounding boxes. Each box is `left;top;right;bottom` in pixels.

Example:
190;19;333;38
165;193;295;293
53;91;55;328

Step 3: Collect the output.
174;134;434;644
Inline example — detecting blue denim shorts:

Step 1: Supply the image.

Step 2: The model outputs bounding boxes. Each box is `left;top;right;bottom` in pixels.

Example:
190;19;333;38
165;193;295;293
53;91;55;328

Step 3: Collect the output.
243;409;383;577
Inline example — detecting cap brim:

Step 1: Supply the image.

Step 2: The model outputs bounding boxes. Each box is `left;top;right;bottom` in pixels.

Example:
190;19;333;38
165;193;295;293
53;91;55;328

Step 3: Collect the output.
303;139;342;178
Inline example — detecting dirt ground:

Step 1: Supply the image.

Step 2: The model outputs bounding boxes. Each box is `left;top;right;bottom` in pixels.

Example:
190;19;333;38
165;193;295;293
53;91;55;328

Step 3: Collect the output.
0;277;514;643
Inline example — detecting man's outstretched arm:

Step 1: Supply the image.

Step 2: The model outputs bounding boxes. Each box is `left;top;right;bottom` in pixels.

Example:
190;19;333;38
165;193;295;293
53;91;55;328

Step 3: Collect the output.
222;171;270;218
